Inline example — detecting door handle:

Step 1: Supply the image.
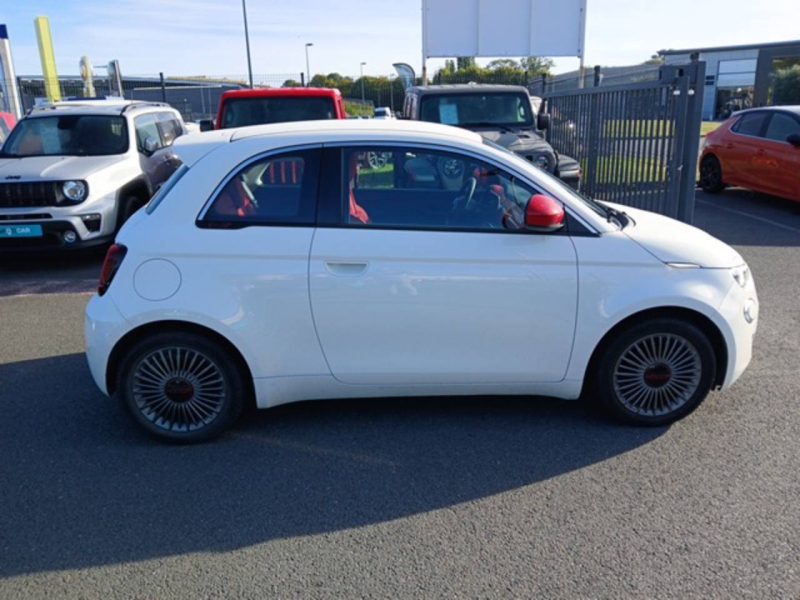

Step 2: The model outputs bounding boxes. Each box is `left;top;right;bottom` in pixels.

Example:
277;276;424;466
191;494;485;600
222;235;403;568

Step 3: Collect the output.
325;261;369;276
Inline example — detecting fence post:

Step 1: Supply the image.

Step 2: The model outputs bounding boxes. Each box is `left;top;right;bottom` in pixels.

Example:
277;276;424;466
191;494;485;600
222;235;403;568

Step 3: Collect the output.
676;55;706;223
159;72;166;103
540;74;547;96
300;72;305;87
593;65;601;87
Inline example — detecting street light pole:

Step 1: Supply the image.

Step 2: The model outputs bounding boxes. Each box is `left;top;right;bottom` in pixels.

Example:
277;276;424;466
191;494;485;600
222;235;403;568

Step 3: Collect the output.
242;0;254;88
305;43;313;87
360;61;366;103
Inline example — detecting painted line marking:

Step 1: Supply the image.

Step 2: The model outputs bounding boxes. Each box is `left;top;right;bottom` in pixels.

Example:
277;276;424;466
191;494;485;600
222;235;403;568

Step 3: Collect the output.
697;199;800;234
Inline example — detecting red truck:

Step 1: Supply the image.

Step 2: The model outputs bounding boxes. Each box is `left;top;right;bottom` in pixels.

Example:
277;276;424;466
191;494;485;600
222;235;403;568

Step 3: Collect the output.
202;87;347;131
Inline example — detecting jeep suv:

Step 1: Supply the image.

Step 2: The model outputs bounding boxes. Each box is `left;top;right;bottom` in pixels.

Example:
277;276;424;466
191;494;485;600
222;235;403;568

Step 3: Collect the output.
0;100;185;251
403;84;580;188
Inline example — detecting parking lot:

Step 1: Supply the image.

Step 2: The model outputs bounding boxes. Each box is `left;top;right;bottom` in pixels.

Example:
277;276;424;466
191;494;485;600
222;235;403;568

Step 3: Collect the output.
0;189;798;598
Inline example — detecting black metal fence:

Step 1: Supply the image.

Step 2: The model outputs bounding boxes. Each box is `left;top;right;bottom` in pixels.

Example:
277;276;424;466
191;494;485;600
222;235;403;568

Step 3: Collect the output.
540;61;706;223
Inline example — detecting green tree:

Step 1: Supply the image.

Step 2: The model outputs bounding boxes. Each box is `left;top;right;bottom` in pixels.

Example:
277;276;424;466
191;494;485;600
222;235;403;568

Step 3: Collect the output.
645;53;665;65
487;58;520;70
519;57;554;76
456;56;476;70
281;79;303;88
772;65;800;105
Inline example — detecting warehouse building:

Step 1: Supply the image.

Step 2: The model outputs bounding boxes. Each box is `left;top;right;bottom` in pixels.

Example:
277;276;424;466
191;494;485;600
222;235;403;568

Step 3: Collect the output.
660;40;800;121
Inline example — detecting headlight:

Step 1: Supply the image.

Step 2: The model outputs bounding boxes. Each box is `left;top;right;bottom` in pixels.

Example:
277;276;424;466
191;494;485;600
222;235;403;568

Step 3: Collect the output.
532;155;549;169
731;264;750;288
62;180;87;202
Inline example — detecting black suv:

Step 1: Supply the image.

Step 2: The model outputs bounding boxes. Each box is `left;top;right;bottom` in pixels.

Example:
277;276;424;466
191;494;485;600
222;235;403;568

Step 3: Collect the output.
403;84;580;188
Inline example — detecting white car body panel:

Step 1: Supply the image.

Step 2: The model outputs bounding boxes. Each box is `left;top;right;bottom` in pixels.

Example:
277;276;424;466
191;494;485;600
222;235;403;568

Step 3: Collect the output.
85;120;758;412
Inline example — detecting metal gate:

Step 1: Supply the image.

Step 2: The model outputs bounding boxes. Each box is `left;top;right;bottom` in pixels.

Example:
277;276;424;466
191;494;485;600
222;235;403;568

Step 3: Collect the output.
540;60;706;223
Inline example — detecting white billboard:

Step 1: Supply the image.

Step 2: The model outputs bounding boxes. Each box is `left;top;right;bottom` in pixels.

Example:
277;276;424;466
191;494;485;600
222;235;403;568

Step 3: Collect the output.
423;0;586;58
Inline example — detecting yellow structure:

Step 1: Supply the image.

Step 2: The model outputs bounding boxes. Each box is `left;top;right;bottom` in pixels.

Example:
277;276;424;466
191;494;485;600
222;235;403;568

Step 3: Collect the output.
34;16;61;102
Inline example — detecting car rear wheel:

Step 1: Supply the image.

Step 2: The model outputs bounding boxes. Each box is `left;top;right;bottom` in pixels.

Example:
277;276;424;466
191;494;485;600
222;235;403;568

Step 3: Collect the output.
700;155;725;193
593;319;717;426
117;332;246;443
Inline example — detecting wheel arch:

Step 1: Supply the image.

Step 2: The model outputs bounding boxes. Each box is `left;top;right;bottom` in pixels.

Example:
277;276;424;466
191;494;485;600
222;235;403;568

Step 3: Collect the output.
580;306;729;396
105;319;256;407
118;177;152;204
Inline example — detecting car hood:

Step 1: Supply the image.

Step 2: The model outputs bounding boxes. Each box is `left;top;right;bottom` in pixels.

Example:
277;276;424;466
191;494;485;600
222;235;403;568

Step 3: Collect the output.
608;203;744;268
0;155;127;181
474;130;552;155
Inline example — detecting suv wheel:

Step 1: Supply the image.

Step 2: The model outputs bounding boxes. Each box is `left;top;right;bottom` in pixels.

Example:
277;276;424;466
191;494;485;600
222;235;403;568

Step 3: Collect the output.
593;319;717;426
117;195;145;230
117;332;246;443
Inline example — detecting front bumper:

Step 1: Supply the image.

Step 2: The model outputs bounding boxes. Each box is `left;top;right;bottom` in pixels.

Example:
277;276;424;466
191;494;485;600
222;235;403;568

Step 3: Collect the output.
716;269;759;389
555;154;581;190
0;217;113;253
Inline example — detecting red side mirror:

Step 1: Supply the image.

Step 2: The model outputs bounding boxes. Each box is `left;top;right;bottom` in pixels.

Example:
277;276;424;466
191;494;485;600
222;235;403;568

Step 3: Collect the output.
525;194;565;231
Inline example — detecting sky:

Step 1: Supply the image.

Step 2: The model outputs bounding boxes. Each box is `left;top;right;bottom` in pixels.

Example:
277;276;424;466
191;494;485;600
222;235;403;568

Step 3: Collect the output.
1;0;799;80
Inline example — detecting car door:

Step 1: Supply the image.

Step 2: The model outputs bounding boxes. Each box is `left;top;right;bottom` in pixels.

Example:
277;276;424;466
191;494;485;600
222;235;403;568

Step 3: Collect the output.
760;111;800;201
309;144;579;385
725;111;770;190
134;113;170;193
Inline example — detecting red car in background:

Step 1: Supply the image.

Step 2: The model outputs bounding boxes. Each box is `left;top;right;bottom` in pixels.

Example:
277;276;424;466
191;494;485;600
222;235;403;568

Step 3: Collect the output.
213;87;347;130
699;106;800;202
0;112;17;145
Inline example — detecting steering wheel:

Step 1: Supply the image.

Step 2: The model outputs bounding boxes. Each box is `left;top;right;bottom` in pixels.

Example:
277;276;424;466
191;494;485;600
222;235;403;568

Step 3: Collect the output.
460;177;477;210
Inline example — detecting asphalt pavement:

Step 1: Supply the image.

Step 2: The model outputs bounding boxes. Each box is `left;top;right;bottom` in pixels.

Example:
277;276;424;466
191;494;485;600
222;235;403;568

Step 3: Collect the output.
0;189;798;598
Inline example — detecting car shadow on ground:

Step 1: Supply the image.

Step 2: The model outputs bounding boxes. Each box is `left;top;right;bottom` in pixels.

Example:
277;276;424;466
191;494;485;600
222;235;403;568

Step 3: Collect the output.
0;353;665;577
0;252;104;296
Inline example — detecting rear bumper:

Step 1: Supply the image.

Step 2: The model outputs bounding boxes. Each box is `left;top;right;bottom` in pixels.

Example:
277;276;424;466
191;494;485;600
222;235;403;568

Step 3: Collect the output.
85;293;130;396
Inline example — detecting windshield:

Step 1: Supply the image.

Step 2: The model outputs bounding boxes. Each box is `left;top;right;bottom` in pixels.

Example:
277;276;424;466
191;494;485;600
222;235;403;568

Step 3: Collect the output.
2;115;129;157
220;96;337;128
420;92;534;128
481;138;614;222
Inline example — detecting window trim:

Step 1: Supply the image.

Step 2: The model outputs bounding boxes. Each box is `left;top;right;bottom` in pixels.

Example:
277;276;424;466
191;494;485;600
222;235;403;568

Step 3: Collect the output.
762;111;800;146
729;110;770;140
195;143;323;228
319;141;598;237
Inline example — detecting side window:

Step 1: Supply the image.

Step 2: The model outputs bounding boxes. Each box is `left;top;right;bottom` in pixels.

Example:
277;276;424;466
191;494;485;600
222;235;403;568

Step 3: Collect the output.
764;113;800;143
157;112;184;147
201;148;320;227
135;114;163;152
732;112;768;137
344;146;538;232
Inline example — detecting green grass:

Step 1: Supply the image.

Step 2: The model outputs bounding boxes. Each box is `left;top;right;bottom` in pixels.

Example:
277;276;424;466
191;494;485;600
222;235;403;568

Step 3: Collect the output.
700;121;722;136
585;156;667;185
345;101;373;117
603;120;674;139
358;164;394;188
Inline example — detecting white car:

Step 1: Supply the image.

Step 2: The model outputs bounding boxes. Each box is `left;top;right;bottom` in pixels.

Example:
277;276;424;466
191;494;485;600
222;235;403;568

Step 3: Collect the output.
373;107;395;120
85;120;758;442
0;100;185;251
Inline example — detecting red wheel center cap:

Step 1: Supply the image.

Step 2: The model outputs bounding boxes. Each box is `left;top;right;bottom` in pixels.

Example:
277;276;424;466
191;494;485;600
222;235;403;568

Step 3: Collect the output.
165;378;194;402
644;364;672;388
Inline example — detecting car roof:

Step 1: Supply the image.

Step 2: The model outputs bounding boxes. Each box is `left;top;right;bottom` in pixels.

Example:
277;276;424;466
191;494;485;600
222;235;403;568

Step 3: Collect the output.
220;87;342;100
173;120;483;166
408;84;530;95
732;106;800;117
25;100;176;118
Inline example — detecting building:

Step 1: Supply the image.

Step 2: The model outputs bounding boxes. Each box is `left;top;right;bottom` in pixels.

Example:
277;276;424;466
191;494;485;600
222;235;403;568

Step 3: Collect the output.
660;40;800;121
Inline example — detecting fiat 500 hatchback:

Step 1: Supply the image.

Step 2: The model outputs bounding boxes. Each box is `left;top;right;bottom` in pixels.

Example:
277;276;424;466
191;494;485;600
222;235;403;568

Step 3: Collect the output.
85;120;758;442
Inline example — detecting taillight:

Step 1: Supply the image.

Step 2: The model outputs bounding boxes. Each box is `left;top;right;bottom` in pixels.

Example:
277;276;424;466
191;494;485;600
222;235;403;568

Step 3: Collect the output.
98;244;127;296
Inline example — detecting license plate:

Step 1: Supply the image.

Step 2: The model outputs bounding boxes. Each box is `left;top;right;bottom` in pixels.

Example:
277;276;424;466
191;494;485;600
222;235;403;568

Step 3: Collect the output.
0;224;44;238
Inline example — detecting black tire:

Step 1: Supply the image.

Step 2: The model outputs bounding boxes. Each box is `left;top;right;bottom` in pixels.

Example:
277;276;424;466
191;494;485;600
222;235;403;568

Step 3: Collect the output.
117;332;246;443
592;319;717;426
116;195;145;231
699;155;725;193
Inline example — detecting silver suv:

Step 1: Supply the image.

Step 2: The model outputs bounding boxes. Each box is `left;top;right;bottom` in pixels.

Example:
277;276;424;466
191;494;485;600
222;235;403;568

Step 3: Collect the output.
0;100;185;251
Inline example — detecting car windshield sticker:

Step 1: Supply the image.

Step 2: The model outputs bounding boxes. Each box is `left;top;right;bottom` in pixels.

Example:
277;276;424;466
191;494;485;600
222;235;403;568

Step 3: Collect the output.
439;103;458;125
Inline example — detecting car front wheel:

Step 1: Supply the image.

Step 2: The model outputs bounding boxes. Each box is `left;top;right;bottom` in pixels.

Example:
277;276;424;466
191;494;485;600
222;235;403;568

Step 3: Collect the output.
117;332;246;443
593;319;717;426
